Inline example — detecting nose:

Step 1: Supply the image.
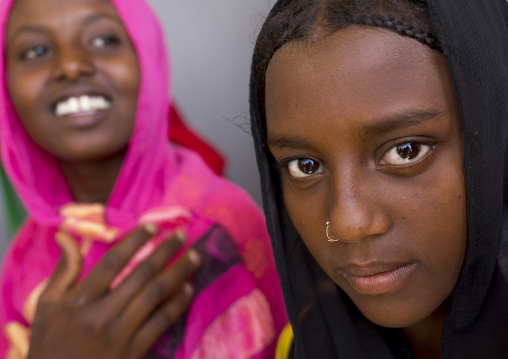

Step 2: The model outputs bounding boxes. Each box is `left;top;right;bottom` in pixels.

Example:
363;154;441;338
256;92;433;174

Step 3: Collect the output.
52;45;95;81
327;171;391;243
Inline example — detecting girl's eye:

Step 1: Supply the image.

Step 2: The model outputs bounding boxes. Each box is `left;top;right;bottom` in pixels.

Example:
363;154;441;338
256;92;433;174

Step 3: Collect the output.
287;158;323;178
22;45;50;60
91;35;119;48
381;142;432;166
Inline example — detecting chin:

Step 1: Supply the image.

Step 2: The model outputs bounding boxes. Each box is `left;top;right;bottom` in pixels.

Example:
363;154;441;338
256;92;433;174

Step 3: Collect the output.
349;293;444;329
47;136;129;162
363;309;425;329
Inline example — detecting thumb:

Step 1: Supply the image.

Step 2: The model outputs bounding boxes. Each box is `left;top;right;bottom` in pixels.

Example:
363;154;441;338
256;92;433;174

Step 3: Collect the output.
43;232;83;301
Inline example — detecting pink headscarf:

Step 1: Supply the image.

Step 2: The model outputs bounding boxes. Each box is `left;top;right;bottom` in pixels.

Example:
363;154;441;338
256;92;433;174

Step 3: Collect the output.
0;0;173;226
0;0;286;357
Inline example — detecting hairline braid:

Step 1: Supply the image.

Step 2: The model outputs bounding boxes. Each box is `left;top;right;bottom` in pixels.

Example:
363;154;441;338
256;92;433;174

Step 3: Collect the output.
352;14;442;52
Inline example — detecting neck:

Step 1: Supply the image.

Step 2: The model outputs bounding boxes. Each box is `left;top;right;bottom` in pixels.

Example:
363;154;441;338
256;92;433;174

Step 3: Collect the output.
402;300;449;359
60;153;125;204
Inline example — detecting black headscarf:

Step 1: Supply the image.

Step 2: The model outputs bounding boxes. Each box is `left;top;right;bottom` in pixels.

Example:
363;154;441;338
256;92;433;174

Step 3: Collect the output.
250;0;508;357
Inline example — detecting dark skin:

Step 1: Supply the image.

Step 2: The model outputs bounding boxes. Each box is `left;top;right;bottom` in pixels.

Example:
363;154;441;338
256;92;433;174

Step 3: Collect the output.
265;27;467;359
6;0;140;203
30;226;200;359
5;0;202;357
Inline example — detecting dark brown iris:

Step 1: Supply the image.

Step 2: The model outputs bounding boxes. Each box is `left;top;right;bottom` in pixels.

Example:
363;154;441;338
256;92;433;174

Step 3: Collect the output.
298;159;320;174
396;143;421;161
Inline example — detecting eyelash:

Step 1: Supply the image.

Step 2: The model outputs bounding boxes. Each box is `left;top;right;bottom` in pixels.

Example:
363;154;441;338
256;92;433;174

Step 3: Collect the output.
274;156;324;179
379;141;434;168
21;45;51;60
19;34;120;60
276;140;435;179
91;35;120;48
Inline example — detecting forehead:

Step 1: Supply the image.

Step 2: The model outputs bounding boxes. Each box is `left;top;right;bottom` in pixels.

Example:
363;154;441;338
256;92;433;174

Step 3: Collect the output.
265;26;455;136
7;0;119;31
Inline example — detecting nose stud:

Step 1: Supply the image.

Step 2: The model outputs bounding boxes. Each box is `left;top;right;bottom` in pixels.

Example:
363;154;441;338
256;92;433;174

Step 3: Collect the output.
326;221;341;242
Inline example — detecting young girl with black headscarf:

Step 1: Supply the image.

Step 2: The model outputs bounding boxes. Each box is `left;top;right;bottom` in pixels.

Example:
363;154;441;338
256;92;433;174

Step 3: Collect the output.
250;0;508;358
0;0;287;357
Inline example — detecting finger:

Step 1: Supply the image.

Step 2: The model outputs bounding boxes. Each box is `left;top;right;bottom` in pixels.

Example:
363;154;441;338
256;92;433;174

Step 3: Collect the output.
73;223;157;298
42;232;82;302
116;249;201;337
125;283;194;359
104;231;187;315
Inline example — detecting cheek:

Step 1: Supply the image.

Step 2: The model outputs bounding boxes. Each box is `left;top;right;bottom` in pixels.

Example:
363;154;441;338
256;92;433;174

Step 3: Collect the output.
282;179;329;259
7;70;44;116
400;150;467;264
104;56;140;99
7;69;51;142
420;175;467;272
383;144;467;297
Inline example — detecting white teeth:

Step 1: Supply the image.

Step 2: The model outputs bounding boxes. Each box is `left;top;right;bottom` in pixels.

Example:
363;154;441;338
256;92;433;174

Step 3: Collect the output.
67;97;79;113
79;95;91;112
55;95;111;117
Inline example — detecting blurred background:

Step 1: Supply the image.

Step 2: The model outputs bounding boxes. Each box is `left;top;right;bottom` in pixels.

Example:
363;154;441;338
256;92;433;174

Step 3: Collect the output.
0;0;276;255
148;0;274;207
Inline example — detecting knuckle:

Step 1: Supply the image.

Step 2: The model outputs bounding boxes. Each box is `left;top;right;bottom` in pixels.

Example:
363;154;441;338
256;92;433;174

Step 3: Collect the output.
37;293;53;308
122;336;143;359
178;257;198;277
70;294;89;310
136;261;159;281
101;251;126;271
176;285;193;306
145;281;169;304
60;302;105;333
160;238;180;255
82;310;108;332
153;310;174;331
130;227;151;245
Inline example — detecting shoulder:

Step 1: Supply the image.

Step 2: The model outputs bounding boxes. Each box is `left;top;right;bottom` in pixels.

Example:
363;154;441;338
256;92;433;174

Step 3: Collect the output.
168;146;267;233
2;219;41;271
2;219;58;270
1;219;58;319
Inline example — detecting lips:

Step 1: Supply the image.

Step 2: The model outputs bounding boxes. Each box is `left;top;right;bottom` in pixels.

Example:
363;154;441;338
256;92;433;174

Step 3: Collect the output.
339;262;416;295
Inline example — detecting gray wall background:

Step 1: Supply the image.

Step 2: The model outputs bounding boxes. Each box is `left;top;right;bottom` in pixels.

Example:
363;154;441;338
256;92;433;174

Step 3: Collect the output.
148;0;275;205
0;1;275;253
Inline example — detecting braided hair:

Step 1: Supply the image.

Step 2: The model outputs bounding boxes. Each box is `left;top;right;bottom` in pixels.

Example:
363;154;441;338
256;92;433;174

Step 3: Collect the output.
351;14;441;51
251;0;442;132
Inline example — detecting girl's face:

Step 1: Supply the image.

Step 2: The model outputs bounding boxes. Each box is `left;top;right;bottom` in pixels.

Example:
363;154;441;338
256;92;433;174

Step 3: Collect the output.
6;0;140;162
265;26;467;328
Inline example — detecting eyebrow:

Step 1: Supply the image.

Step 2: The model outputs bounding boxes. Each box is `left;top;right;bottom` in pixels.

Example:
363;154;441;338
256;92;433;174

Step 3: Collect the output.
266;136;314;150
11;12;119;39
11;25;45;38
267;109;444;150
359;109;443;139
83;12;120;26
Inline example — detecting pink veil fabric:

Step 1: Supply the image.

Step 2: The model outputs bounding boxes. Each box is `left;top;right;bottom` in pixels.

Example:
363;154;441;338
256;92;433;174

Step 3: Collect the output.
0;0;286;357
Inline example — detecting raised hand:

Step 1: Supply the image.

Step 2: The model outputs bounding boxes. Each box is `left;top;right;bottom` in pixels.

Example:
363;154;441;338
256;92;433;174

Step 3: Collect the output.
27;224;201;359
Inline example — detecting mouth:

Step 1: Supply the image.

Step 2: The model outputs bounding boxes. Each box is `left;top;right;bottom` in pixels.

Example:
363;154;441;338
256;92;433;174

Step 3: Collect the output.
54;94;112;117
339;262;416;295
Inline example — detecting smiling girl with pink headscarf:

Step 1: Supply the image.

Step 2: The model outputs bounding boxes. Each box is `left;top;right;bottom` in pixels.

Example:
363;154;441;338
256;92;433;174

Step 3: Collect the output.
0;0;286;357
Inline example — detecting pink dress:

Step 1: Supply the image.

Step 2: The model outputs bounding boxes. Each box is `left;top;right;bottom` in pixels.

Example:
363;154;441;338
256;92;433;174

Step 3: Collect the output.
0;0;287;357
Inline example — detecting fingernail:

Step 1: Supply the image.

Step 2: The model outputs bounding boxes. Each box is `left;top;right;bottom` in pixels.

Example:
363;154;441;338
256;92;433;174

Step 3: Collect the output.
188;250;201;266
144;223;158;235
184;282;194;295
174;230;186;243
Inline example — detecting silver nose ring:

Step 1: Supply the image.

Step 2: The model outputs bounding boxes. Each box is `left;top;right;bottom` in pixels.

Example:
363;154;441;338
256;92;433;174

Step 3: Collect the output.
326;221;341;242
